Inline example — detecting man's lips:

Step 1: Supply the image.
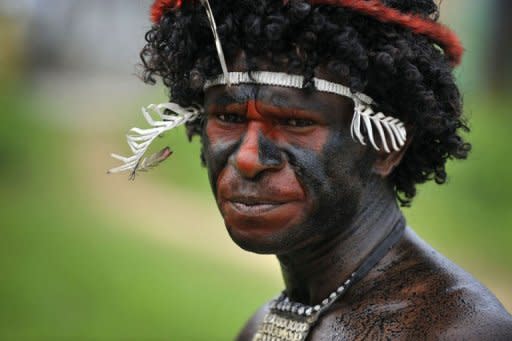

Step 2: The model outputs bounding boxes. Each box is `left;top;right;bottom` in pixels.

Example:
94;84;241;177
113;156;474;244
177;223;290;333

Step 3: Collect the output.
227;196;288;205
222;196;304;225
227;198;288;215
220;195;307;237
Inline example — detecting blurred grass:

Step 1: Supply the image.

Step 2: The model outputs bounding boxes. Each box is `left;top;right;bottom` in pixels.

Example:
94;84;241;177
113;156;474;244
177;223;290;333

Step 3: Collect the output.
0;87;278;341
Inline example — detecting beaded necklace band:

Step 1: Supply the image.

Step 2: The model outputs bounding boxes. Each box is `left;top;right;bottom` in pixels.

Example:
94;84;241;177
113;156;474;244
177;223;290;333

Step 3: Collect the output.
252;220;406;341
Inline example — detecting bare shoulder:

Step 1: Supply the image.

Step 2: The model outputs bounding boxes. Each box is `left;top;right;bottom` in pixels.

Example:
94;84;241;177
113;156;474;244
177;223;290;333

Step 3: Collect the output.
310;228;512;340
235;302;271;341
441;316;512;341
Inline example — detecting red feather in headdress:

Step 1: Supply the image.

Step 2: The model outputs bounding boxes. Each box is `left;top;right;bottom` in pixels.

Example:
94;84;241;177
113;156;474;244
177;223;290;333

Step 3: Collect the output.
151;0;183;23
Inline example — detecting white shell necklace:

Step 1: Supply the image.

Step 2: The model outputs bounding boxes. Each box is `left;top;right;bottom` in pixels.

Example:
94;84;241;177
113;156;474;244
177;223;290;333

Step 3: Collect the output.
252;221;406;341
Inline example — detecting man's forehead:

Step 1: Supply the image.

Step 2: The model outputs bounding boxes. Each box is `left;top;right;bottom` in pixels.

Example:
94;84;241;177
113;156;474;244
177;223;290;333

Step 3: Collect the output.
204;83;354;118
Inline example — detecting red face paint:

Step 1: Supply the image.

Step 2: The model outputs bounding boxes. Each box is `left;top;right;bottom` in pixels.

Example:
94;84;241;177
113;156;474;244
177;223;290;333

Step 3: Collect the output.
230;100;274;177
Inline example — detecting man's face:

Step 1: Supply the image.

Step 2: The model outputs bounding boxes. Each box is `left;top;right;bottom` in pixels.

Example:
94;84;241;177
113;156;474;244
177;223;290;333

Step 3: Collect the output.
202;81;376;255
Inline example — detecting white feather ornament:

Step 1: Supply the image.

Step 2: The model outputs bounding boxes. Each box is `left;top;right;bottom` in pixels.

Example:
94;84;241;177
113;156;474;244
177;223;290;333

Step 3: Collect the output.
108;102;201;179
200;0;230;86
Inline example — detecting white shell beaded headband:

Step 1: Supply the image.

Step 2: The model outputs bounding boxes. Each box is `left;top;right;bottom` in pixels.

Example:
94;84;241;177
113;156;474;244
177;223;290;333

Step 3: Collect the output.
108;0;406;178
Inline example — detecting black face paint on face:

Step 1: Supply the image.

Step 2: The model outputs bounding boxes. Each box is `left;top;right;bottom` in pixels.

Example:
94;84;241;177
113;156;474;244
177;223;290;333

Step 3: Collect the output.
202;84;375;254
278;129;375;249
258;132;283;170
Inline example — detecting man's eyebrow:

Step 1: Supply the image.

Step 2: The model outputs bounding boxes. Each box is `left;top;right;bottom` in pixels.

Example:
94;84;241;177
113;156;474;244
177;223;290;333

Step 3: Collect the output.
208;86;351;115
266;91;343;116
267;93;296;109
211;92;309;114
210;87;255;106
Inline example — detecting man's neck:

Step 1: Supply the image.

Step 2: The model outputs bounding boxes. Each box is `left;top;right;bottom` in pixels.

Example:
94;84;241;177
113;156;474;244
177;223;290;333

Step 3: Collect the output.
276;176;404;305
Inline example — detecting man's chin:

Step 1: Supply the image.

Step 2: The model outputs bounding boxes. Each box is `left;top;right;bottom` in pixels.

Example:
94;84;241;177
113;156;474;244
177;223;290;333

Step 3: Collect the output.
225;224;297;255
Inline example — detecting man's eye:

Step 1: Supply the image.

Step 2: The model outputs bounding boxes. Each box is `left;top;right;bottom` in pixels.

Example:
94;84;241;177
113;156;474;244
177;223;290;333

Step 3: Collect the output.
283;118;314;127
216;113;246;124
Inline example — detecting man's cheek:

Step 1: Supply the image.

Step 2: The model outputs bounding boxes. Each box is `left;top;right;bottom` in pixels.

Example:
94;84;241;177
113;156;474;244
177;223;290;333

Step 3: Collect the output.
319;132;369;218
288;131;359;201
285;135;332;186
283;145;329;208
203;123;241;192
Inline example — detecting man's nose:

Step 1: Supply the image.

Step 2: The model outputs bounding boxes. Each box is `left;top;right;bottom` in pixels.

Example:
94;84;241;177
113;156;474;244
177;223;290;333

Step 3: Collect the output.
230;122;284;179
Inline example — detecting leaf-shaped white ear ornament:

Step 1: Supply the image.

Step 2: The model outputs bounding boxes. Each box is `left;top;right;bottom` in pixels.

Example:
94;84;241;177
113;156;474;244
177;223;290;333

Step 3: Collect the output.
108;102;202;180
350;99;407;153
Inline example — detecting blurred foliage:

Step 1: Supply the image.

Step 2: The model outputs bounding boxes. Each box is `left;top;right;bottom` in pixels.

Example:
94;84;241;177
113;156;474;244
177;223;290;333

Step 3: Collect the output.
407;97;512;269
0;17;25;83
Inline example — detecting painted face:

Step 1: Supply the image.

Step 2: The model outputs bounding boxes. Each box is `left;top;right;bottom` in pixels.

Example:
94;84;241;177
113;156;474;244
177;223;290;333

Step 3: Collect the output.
202;83;376;254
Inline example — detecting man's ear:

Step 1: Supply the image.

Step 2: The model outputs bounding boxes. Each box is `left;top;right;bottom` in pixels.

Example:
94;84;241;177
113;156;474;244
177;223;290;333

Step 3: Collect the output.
372;136;413;177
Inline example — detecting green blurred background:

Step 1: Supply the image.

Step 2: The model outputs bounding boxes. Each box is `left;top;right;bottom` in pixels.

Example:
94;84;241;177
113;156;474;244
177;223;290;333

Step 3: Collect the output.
0;1;511;340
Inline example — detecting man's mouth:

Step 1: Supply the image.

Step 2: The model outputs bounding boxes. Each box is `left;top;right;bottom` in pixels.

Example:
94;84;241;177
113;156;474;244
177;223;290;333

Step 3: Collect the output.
222;196;304;226
229;200;284;215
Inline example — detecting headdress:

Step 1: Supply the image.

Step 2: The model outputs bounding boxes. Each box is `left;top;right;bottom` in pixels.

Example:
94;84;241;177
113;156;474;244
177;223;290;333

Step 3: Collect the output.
151;0;463;66
108;0;463;179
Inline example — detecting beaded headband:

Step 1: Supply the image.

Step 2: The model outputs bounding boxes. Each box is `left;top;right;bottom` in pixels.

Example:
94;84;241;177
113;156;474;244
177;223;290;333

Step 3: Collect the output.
204;71;407;152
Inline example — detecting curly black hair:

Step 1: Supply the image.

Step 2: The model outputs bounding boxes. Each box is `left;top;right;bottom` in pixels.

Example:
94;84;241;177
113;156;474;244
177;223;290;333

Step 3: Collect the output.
139;0;471;206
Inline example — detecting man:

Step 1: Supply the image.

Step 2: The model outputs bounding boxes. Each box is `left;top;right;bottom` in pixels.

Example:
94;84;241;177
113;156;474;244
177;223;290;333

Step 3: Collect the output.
110;0;512;339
